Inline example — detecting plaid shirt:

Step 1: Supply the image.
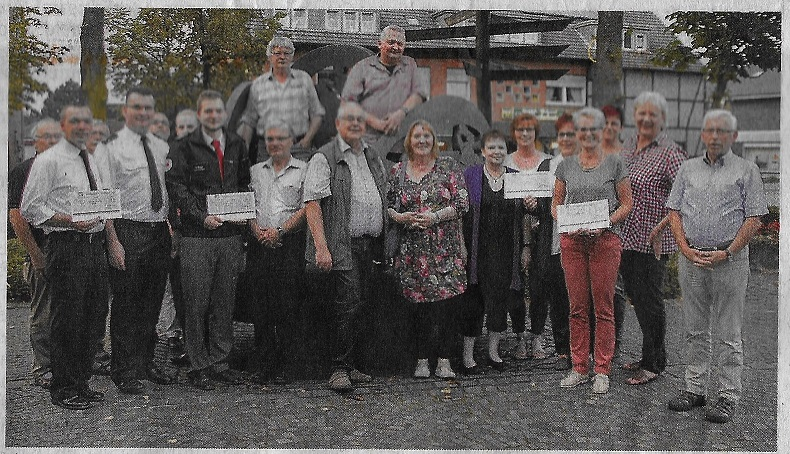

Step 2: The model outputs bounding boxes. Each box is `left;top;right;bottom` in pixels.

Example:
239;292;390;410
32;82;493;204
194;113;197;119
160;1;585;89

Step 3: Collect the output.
620;133;687;254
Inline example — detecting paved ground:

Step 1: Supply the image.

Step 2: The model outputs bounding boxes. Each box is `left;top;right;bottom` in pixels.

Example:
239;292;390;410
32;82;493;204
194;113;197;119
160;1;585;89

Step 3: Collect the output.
4;268;779;451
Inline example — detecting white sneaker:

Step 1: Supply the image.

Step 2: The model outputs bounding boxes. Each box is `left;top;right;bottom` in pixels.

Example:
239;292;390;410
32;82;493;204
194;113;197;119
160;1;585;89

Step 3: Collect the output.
414;359;430;378
592;373;610;394
435;358;456;379
560;370;590;388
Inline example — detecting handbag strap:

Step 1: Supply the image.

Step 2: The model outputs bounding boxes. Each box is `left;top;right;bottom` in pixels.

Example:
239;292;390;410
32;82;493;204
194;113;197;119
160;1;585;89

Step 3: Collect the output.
393;162;407;212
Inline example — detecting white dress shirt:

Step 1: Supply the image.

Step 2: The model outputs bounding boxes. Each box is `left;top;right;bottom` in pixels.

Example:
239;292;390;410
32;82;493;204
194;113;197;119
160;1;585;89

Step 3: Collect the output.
249;156;307;228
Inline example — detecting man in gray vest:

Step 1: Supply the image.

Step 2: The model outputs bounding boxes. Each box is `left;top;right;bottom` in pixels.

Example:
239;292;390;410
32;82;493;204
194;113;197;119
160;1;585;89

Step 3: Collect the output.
303;102;385;391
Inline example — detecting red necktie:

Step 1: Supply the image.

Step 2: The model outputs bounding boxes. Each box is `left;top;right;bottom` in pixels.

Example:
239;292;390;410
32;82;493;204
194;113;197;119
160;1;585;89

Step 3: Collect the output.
212;139;224;180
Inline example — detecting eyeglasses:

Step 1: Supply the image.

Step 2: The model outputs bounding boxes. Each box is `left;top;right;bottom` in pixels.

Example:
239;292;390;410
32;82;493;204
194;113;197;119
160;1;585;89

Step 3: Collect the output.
36;133;62;140
515;127;535;133
557;132;575;138
271;51;293;57
384;39;405;46
702;128;733;135
265;136;291;142
339;115;366;123
576;127;600;133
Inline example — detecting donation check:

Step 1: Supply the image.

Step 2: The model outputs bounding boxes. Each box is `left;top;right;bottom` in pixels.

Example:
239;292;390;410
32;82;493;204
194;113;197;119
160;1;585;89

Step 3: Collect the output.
72;189;122;221
504;172;554;199
556;199;611;234
207;192;256;222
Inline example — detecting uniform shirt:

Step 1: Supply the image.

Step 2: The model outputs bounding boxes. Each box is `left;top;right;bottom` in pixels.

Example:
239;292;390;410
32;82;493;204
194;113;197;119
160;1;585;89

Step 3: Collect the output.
20;138;105;234
666;149;767;248
620;133;686;254
303;136;383;237
249;156;307;229
94;126;169;222
239;69;326;137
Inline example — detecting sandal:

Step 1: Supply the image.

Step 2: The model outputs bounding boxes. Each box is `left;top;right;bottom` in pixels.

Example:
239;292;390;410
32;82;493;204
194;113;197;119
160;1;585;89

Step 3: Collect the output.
621;360;642;372
625;368;658;385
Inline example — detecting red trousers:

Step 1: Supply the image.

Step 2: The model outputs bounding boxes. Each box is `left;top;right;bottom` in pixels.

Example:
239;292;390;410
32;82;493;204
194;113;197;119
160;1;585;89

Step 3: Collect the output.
560;231;621;375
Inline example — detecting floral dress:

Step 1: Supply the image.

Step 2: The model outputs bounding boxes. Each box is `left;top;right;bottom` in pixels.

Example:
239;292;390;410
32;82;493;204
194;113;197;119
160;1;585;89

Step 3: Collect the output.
387;156;469;303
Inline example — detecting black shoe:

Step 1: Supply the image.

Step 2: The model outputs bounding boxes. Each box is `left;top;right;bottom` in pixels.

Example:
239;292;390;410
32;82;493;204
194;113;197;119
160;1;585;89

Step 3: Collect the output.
705;397;736;423
168;337;189;365
459;364;483;375
188;370;215;390
79;388;105;402
92;359;112;376
211;369;244;385
668;391;706;412
144;366;174;385
488;358;505;371
52;394;94;410
116;378;145;394
34;373;52;389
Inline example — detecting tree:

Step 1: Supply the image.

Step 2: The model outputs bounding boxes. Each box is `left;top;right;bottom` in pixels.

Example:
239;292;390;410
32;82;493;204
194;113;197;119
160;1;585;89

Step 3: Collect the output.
652;12;781;108
106;8;283;117
9;7;69;112
81;7;108;120
590;11;624;109
40;80;86;120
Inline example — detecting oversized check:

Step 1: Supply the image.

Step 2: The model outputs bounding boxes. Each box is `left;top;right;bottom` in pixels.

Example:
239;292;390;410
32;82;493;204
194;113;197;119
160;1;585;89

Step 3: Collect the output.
72;189;122;221
556;199;611;233
503;172;554;199
206;192;256;222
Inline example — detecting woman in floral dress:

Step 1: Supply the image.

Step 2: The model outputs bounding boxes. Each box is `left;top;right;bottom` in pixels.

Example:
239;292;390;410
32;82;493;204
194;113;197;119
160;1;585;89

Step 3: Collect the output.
387;120;469;379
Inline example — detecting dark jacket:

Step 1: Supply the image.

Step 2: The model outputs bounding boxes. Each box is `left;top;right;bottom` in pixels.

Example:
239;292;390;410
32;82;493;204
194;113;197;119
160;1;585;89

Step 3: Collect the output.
463;164;523;291
166;127;251;238
526;158;554;280
304;136;387;272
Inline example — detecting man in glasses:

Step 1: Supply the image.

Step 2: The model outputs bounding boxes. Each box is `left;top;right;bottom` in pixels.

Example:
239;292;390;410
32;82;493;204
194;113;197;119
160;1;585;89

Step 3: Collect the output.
342;24;428;144
303;102;385;392
8;118;61;390
666;110;767;424
238;36;325;164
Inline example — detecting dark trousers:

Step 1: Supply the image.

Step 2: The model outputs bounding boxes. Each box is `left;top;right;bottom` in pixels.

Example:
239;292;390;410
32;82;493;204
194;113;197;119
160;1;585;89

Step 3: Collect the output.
536;254;571;356
325;237;374;373
413;296;459;359
109;220;171;383
45;232;109;400
248;232;305;374
460;286;522;336
620;250;668;374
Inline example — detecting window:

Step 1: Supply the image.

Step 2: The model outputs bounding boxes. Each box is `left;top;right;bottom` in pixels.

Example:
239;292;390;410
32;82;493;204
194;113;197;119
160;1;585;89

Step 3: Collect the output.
325;10;341;31
360;12;377;33
546;75;586;106
343;11;358;32
291;9;307;29
446;68;470;100
523;85;531;96
514;93;522;103
496;92;505;102
505;85;512;93
623;29;648;51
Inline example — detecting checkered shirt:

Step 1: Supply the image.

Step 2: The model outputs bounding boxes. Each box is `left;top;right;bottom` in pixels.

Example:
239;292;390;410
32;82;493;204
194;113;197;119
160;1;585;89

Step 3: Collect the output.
620;133;687;254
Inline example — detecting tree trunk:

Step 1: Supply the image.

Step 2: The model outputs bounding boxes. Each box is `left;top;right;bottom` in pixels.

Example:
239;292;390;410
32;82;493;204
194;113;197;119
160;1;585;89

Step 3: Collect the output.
710;77;729;109
80;7;107;120
475;11;491;125
590;11;624;109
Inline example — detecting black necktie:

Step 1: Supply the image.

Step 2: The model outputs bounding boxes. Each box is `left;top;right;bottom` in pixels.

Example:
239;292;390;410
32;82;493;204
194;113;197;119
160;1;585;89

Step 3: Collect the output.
79;149;98;190
141;135;164;211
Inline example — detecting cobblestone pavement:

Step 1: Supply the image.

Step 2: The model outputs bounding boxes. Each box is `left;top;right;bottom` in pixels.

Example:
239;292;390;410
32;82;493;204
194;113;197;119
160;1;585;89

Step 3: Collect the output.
4;269;779;451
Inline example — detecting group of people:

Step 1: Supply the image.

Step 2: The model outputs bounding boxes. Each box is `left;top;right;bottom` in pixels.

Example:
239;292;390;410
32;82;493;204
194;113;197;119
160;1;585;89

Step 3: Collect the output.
11;23;767;426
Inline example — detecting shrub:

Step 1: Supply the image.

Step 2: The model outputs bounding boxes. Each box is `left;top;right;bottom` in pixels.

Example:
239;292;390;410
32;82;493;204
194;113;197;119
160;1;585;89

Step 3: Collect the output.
7;238;30;304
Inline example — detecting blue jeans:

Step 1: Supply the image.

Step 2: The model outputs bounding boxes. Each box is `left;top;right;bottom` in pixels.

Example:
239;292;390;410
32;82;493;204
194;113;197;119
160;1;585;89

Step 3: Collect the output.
678;246;750;402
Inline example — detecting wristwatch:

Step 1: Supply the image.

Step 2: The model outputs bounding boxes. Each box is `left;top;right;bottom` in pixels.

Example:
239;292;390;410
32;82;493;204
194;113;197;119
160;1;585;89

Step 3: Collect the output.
276;226;284;236
725;248;733;261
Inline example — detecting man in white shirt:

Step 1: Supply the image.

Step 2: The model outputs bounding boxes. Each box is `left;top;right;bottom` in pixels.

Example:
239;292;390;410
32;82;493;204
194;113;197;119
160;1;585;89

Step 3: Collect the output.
21;105;108;410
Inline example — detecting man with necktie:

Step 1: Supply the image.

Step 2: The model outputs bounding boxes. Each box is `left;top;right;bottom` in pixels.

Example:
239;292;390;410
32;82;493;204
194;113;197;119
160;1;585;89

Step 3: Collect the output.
96;86;174;395
167;90;251;390
21;105;108;410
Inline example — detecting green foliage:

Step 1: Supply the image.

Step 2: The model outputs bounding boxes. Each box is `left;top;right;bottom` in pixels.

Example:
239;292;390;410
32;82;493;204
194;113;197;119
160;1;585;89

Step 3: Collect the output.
652;12;781;107
9;7;70;112
106;8;284;117
40;80;86;120
663;253;681;300
7;239;30;304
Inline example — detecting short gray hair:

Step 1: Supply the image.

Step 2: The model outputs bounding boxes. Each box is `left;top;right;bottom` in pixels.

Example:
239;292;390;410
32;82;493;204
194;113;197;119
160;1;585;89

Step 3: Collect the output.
264;121;293;138
633;91;668;119
337;101;366;120
380;25;405;41
703;109;738;131
30;117;59;137
572;107;605;130
267;36;295;57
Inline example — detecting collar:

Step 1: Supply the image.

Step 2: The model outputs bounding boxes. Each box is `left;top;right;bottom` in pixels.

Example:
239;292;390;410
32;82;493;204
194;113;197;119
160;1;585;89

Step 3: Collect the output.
262;155;302;170
202;128;224;147
337;135;367;156
372;54;406;71
703;149;732;166
265;69;294;81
